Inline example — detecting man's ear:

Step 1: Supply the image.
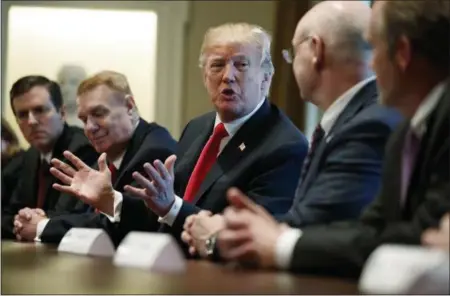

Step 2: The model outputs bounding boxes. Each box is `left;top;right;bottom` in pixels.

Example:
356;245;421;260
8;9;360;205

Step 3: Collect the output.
310;35;325;71
59;105;67;121
394;35;412;73
124;95;136;114
260;72;273;96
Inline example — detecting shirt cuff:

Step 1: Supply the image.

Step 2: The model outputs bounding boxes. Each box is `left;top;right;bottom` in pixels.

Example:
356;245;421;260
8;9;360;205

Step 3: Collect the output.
35;218;50;242
100;190;123;223
275;228;302;270
157;195;183;226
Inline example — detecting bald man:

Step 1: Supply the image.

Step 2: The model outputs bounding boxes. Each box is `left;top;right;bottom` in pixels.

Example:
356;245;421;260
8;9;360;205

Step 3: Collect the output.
182;0;401;258
217;0;450;278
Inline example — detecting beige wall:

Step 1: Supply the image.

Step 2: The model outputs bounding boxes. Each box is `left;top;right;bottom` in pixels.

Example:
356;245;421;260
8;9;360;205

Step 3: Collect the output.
180;1;276;128
1;1;276;143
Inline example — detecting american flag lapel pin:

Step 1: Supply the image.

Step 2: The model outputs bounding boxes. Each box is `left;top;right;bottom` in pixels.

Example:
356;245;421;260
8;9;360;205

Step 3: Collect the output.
239;142;246;151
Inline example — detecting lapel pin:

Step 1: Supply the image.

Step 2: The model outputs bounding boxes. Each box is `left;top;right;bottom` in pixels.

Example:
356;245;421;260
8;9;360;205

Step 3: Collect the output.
239;143;246;151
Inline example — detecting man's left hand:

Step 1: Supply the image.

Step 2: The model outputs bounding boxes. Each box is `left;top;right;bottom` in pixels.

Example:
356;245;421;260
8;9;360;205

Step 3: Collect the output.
216;188;287;268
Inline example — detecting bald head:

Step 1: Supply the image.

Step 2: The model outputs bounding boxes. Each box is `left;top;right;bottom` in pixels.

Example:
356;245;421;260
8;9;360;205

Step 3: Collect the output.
294;1;372;64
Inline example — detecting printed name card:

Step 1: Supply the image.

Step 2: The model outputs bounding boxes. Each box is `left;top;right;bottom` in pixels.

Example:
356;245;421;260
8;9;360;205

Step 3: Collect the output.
57;228;115;257
359;244;448;294
113;232;186;273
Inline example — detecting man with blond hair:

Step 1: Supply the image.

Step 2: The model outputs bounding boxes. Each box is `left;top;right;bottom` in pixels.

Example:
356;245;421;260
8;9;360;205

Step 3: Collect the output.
51;23;308;247
16;70;177;244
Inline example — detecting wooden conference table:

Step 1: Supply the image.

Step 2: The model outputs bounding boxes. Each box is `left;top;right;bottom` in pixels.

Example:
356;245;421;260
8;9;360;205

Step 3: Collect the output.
1;241;358;294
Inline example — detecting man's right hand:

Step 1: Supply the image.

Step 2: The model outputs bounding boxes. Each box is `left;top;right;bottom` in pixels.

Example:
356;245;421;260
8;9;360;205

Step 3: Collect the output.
50;151;115;216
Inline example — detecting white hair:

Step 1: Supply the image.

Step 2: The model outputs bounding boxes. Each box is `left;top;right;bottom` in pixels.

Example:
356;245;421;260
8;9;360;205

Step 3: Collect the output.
198;23;275;77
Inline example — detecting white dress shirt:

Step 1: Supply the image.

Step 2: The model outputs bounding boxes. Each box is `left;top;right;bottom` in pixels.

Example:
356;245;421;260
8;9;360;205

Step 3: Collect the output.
108;98;266;227
275;79;447;270
274;76;378;269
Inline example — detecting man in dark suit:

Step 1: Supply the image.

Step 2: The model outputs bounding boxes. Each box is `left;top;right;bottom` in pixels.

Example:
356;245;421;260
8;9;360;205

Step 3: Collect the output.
50;23;308;247
19;71;177;245
216;0;450;278
182;2;401;255
2;75;98;240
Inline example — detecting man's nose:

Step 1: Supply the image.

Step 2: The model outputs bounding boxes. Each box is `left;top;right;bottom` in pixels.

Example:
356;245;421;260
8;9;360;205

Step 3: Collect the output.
222;63;236;83
27;111;39;125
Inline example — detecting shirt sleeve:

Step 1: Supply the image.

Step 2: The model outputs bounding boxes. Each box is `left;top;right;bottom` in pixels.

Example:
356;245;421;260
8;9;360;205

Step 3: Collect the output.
275;228;303;269
34;218;50;242
157;195;183;226
100;190;123;223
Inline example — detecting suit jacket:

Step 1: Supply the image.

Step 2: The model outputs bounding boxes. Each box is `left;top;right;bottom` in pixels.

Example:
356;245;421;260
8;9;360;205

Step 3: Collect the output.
39;119;177;245
288;81;450;278
1;150;25;209
1;124;98;239
283;80;402;227
117;99;309;245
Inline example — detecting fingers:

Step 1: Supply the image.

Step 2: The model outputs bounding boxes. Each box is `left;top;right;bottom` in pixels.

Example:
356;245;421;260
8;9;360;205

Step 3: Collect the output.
164;155;177;177
124;184;152;201
198;210;213;217
143;163;165;190
184;215;197;231
49;167;73;185
153;160;171;181
52;183;82;200
97;153;108;172
13;220;23;231
131;172;158;196
217;229;252;260
18;208;33;220
223;207;250;230
189;246;197;256
50;158;76;177
63;151;88;171
34;208;46;217
181;230;192;245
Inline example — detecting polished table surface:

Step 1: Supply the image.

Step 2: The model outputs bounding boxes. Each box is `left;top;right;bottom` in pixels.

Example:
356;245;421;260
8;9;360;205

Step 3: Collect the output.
2;241;358;294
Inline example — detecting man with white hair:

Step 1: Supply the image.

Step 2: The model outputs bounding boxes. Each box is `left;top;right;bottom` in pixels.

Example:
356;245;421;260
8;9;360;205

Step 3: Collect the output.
182;0;401;257
216;0;450;278
50;23;308;247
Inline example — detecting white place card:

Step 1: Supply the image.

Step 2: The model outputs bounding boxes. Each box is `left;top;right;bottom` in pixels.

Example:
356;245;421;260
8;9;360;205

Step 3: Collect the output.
113;232;186;273
57;228;115;257
359;244;448;294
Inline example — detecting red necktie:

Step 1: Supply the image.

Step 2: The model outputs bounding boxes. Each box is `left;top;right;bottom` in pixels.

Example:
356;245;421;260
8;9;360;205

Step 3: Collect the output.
36;160;49;209
109;163;117;185
184;123;228;202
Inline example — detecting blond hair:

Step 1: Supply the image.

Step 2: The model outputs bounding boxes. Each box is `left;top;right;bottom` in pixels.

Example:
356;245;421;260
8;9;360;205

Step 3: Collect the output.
77;70;133;97
198;23;275;76
77;70;139;119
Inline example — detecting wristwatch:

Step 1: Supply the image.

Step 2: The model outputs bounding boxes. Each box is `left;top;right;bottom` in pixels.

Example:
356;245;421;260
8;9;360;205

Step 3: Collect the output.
205;234;217;256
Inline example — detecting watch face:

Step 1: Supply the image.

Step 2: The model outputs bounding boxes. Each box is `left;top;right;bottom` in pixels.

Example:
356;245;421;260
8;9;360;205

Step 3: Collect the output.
205;236;216;255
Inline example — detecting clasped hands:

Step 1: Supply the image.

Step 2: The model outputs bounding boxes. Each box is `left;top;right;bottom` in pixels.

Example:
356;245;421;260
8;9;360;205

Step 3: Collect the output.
182;188;290;268
50;150;178;218
13;207;47;242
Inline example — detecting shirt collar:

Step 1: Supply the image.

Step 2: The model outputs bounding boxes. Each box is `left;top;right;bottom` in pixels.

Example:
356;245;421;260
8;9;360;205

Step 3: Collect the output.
320;76;376;135
109;120;140;169
410;81;446;137
214;98;265;137
40;152;52;164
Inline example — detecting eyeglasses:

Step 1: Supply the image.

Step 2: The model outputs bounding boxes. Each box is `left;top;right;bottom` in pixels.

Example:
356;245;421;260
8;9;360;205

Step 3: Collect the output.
281;36;313;64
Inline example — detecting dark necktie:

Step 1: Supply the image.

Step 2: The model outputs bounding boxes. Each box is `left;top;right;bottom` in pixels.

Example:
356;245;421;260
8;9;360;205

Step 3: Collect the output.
299;124;325;183
109;162;117;185
401;128;420;207
36;160;50;209
184;123;229;202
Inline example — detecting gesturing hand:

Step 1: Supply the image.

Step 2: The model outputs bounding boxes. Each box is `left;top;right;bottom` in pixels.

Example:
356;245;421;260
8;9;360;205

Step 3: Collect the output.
50;151;115;215
124;155;177;217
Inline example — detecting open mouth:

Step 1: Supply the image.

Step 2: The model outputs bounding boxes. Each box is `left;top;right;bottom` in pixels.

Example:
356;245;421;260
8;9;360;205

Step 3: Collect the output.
221;88;235;97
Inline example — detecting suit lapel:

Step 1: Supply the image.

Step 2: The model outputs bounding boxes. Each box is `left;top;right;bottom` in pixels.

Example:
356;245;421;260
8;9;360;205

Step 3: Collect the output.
297;80;378;197
175;116;215;193
191;100;272;204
